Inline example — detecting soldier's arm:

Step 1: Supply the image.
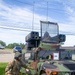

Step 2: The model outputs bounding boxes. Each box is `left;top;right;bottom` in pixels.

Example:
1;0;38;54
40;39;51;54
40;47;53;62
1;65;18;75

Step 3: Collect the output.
21;60;32;69
21;60;28;68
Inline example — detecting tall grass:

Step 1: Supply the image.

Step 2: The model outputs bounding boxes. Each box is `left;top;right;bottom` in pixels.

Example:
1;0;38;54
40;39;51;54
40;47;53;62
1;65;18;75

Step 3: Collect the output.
0;63;7;75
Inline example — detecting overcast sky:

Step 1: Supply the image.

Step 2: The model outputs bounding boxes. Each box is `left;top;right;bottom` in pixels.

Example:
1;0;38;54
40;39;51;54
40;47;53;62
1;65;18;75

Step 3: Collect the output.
0;0;75;46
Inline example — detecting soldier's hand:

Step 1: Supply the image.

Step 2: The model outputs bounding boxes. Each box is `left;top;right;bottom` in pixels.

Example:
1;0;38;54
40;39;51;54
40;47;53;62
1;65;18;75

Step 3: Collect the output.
8;74;11;75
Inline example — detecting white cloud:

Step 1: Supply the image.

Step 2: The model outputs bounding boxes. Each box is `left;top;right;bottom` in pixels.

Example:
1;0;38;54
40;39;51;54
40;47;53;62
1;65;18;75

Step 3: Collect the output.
59;23;75;46
0;1;48;30
0;28;30;45
59;23;75;34
63;35;75;46
63;2;75;24
66;6;74;13
0;1;47;44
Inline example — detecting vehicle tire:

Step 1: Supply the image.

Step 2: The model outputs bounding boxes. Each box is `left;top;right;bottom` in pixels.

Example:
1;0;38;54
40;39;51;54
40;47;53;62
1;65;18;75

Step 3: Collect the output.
41;73;47;75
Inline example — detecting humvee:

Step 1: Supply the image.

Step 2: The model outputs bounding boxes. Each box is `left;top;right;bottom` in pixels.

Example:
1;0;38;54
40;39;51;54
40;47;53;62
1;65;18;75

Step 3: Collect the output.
21;21;75;75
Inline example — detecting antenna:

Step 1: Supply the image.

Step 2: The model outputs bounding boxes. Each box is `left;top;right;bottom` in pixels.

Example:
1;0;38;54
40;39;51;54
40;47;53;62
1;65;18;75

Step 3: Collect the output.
46;2;49;31
47;2;48;21
32;1;35;31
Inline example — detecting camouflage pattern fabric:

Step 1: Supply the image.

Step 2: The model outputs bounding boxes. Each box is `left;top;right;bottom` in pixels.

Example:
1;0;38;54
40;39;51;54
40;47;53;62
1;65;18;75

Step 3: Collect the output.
5;59;27;75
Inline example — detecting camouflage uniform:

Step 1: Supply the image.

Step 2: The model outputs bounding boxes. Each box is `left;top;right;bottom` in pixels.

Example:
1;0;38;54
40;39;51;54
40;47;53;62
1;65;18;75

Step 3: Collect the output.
5;52;27;75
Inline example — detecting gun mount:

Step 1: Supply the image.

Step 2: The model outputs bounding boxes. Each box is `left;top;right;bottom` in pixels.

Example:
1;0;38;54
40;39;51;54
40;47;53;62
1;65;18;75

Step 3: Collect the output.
25;31;41;50
25;21;66;50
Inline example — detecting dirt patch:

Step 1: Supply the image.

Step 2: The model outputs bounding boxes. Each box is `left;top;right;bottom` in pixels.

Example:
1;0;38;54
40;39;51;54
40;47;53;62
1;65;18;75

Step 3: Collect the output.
0;49;12;54
0;53;14;62
0;49;14;62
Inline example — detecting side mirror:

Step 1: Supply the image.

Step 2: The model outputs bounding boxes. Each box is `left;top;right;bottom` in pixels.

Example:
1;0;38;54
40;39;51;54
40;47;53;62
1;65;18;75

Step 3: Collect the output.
59;34;66;43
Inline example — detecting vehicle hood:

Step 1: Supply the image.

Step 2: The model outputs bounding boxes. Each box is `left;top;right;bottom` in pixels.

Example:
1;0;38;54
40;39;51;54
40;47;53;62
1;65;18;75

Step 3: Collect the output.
42;61;75;72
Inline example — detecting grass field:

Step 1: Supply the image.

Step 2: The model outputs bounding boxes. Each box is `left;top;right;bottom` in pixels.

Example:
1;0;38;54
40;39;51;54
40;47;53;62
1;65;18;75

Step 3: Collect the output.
0;63;8;75
4;48;13;52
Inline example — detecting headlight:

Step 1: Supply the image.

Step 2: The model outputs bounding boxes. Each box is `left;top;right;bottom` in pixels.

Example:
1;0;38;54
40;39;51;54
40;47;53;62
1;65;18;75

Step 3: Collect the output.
52;72;58;75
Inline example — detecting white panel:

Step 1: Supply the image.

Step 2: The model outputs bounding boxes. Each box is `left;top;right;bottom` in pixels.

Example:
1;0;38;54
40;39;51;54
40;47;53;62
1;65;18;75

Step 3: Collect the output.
53;53;59;60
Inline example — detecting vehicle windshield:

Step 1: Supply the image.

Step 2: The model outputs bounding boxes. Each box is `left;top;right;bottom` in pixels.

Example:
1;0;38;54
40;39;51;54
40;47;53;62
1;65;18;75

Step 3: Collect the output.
15;46;22;50
41;21;58;43
38;50;53;60
37;50;75;60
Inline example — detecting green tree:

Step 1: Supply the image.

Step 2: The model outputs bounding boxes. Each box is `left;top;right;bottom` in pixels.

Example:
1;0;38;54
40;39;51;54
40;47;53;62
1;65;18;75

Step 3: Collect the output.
6;43;25;49
6;44;13;49
6;43;19;49
0;40;6;46
20;43;25;49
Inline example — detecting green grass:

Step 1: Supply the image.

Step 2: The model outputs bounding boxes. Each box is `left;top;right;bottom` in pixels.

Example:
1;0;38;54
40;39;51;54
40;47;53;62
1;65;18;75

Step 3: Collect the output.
0;63;8;75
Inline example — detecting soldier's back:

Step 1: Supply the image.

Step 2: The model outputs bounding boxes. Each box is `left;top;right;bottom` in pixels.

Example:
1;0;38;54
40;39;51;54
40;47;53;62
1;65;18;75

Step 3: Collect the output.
5;59;22;75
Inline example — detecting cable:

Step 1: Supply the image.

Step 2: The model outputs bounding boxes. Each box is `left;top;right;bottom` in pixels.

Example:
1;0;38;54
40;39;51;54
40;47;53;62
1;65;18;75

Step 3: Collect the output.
1;21;75;29
0;26;75;35
0;26;31;32
0;22;41;30
60;33;75;35
0;26;40;31
32;1;35;31
47;2;48;21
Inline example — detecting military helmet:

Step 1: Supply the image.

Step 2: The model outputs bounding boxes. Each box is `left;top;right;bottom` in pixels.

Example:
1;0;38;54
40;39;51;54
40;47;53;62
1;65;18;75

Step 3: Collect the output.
14;52;22;58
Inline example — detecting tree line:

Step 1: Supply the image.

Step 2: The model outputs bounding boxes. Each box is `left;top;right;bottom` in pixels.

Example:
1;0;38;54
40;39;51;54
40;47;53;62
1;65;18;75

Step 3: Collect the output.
0;40;25;49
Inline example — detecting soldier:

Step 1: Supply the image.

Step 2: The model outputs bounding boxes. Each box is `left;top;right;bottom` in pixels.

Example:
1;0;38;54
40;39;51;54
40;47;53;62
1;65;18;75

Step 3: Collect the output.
5;52;27;75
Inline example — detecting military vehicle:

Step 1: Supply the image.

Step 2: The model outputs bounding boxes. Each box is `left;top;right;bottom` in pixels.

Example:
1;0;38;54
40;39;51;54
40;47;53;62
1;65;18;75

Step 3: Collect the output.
21;21;75;75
